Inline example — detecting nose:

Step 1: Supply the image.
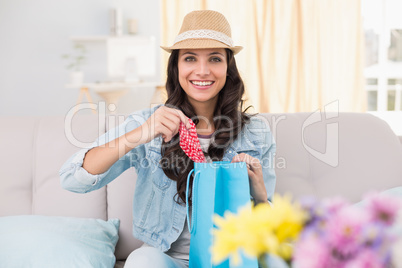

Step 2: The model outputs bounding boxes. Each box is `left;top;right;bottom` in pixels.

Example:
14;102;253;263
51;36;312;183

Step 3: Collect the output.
195;60;210;76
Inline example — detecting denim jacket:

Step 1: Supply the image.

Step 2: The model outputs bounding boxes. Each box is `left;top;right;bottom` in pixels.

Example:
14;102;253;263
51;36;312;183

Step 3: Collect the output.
59;104;276;252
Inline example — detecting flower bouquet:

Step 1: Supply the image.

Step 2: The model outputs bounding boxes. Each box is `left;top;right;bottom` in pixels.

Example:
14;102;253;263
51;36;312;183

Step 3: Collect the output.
211;194;308;267
211;192;402;268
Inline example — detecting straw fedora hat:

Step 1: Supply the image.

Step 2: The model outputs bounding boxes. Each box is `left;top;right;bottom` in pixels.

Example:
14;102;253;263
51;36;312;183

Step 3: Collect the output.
161;10;242;54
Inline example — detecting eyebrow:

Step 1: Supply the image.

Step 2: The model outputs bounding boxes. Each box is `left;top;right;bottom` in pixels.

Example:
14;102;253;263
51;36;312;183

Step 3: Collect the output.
181;51;225;57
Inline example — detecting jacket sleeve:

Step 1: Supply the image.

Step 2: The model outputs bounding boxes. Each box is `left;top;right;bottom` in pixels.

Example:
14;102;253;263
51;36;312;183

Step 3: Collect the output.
59;111;149;193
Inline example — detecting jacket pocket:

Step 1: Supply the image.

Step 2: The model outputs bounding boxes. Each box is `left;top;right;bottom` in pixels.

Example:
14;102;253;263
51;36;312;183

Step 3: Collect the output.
147;147;172;190
236;148;261;159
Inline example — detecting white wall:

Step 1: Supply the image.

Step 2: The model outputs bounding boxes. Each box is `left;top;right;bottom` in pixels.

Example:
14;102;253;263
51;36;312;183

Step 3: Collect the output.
0;0;161;116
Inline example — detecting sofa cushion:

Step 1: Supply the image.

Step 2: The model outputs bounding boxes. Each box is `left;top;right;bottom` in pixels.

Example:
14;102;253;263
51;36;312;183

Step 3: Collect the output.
262;113;402;202
34;116;108;218
0;117;36;215
0;215;119;268
0;115;108;219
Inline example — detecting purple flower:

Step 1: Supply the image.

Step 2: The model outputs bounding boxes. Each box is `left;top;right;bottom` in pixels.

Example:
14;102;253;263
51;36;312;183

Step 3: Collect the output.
361;224;383;248
299;196;329;233
343;248;385;268
326;206;370;259
323;196;349;215
293;233;330;268
365;192;402;226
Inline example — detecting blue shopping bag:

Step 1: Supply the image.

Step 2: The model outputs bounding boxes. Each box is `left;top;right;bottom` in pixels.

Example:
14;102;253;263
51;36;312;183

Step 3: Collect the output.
185;161;259;268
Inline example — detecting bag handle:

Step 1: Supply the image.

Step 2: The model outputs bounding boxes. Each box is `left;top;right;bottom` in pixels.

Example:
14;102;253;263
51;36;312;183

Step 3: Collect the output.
186;168;199;233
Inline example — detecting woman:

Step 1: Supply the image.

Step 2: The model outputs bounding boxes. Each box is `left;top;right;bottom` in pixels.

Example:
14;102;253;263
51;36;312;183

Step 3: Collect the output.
59;10;276;268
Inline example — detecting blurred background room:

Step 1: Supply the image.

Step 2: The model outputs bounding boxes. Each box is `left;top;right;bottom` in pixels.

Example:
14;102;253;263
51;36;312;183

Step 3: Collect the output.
0;0;401;134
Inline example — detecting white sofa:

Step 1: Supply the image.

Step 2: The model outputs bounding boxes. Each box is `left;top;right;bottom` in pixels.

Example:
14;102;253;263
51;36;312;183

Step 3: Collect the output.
0;112;401;267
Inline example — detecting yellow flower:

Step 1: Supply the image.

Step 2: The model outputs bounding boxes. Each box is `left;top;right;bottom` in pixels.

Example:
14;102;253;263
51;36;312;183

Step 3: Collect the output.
211;194;307;265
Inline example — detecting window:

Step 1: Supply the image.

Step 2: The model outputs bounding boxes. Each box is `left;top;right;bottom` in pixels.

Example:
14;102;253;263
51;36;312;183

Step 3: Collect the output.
362;0;402;112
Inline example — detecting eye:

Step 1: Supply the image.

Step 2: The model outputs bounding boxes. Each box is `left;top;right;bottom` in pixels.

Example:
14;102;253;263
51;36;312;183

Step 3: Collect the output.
210;57;222;62
184;56;196;62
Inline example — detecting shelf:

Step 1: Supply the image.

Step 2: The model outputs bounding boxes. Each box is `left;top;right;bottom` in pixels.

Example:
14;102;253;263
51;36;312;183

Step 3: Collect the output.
70;35;154;42
70;35;109;42
65;81;162;92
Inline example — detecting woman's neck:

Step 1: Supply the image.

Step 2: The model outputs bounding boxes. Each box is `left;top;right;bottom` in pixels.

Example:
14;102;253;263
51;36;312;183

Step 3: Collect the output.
192;102;216;135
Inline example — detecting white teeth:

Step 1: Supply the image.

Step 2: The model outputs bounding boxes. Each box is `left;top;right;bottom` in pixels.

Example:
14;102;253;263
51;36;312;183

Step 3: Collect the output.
191;81;213;86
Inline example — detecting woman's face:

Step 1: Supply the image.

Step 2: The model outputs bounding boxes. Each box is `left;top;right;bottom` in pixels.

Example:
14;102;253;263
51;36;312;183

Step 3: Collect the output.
178;48;227;109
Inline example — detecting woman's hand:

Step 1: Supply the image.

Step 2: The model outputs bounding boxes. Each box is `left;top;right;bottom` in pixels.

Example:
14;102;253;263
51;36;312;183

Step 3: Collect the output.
140;106;191;144
231;153;268;205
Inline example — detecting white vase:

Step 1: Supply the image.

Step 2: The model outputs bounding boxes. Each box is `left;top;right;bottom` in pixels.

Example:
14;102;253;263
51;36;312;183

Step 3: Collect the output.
70;71;84;86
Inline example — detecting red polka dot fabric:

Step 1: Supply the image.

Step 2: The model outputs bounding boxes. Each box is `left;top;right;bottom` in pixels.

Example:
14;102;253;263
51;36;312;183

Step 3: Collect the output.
179;118;207;163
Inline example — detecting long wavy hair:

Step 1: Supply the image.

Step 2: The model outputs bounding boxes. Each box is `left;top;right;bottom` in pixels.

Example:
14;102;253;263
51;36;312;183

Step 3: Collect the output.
160;48;252;204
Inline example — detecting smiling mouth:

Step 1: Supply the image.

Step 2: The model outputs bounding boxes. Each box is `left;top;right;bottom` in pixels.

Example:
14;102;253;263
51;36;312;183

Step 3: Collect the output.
191;81;214;86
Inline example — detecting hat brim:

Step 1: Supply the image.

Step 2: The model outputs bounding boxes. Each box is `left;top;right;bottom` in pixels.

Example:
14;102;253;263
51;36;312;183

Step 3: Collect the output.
161;39;242;55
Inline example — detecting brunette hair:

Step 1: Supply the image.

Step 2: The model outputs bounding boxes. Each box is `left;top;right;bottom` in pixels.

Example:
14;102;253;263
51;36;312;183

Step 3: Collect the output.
160;48;252;204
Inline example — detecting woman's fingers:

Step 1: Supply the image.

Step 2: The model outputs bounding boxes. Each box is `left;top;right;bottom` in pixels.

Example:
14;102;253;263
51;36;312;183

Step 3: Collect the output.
154;107;190;142
142;106;192;143
231;153;261;171
158;119;180;142
231;153;267;203
163;106;191;129
156;122;175;142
